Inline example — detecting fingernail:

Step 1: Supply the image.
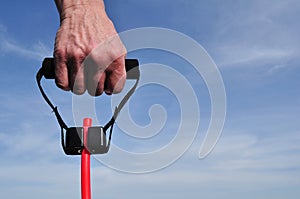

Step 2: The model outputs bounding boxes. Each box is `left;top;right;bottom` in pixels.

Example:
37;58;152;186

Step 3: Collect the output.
105;90;112;95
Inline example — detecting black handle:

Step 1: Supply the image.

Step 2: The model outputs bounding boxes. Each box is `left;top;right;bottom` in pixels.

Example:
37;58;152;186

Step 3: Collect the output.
42;57;139;80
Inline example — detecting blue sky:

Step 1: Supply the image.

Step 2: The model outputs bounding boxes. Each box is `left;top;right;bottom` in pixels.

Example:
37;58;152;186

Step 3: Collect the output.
0;0;300;198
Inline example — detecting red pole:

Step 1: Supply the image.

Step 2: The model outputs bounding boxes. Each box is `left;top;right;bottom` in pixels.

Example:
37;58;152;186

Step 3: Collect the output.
81;118;92;199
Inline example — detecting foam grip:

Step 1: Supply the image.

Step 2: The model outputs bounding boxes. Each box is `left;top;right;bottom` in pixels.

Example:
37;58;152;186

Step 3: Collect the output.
42;57;139;79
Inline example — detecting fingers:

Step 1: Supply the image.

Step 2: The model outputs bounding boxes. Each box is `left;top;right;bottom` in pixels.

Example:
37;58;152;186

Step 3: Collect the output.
54;53;86;95
85;61;105;96
54;54;126;96
54;51;70;91
104;57;126;95
68;54;86;95
85;56;126;96
84;35;127;96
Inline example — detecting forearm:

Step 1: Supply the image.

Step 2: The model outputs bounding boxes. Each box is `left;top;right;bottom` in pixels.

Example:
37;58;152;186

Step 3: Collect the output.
54;0;105;17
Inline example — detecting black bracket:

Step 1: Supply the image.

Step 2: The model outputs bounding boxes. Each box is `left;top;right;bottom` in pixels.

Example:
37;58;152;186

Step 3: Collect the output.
63;127;108;155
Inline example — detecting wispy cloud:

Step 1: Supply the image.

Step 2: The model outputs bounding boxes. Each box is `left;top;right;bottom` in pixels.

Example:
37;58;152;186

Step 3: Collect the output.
0;24;52;61
210;0;300;74
0;24;6;32
210;130;300;171
216;46;294;68
90;129;300;199
1;108;299;199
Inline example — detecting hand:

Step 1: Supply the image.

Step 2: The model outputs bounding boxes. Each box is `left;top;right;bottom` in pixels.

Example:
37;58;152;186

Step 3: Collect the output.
54;0;126;96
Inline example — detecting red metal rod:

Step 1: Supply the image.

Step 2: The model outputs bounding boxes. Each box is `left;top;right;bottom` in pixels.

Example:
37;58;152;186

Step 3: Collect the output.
81;118;92;199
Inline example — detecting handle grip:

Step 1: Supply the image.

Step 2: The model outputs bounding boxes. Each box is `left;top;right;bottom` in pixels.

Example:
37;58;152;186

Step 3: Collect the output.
42;57;139;79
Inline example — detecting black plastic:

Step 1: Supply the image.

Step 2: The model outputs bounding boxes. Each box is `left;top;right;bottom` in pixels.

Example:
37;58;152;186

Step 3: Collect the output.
124;59;140;79
86;127;108;154
64;127;84;155
63;126;110;155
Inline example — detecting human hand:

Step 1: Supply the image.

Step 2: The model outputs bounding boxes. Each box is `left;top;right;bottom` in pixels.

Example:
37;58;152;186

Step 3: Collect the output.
54;0;126;96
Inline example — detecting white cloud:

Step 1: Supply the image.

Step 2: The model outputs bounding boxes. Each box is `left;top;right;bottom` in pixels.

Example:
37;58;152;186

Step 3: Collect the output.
0;24;52;61
267;64;289;75
1;40;52;61
210;130;300;171
211;0;299;73
1;120;299;199
0;24;7;32
216;46;294;68
89;128;300;199
0;122;60;162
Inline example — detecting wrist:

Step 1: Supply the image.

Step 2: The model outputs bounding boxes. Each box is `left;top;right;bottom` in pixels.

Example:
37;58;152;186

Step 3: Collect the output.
57;0;105;19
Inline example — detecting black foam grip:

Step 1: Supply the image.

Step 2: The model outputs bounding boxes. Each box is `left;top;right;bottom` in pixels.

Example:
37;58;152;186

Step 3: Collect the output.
42;57;139;79
42;58;55;79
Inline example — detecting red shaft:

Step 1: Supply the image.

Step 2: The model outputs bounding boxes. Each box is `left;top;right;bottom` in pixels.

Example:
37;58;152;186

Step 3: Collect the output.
81;118;92;199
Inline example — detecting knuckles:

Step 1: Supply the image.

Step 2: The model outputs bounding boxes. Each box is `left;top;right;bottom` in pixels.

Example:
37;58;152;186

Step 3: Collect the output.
54;29;127;96
55;79;70;91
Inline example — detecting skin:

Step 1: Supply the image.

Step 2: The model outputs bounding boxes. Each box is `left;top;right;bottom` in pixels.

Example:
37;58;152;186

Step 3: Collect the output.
54;0;126;96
